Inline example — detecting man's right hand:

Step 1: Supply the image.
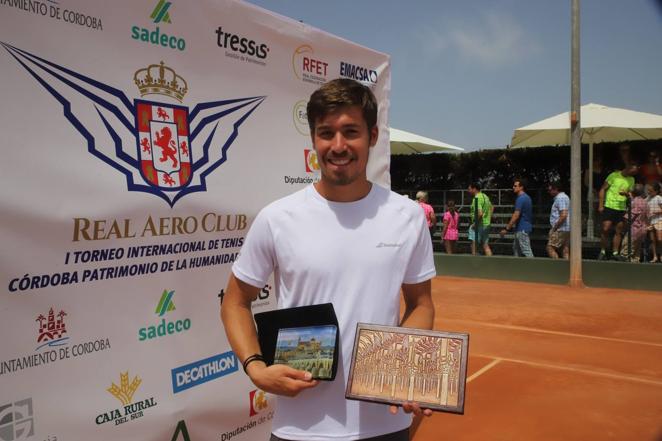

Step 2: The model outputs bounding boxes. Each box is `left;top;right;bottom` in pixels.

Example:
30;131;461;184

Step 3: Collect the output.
247;363;319;397
598;205;604;213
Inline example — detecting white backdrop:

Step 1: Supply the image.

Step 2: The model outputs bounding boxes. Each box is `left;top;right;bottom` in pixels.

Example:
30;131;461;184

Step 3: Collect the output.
0;1;391;440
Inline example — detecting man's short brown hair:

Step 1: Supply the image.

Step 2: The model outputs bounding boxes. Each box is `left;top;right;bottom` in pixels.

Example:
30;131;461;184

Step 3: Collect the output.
306;78;378;135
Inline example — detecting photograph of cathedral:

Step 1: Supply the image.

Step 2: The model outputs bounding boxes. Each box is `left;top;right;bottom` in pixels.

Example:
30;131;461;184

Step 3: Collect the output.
274;325;337;380
346;324;468;413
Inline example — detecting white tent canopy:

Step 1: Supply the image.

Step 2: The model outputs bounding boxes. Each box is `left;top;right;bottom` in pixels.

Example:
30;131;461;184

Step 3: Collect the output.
511;103;662;148
389;127;464;155
510;103;662;238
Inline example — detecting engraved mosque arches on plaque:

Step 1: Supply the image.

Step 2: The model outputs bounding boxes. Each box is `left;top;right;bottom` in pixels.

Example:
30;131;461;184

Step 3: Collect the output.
345;323;469;414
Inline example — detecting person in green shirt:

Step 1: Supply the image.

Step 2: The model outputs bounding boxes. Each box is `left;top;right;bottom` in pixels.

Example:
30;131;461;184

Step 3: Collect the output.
468;182;493;256
597;164;638;260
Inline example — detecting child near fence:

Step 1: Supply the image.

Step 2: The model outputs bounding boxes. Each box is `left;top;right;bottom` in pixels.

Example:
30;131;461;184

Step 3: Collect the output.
442;200;459;254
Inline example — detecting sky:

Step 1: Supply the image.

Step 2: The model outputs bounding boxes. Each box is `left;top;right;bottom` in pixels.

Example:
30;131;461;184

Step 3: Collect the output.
246;0;662;151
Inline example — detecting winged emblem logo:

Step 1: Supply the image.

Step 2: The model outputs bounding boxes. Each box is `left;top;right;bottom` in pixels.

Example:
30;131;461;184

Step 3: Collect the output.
1;43;265;206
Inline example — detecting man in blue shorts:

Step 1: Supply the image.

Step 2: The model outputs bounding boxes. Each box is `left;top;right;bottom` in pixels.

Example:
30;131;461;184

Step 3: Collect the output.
501;178;534;257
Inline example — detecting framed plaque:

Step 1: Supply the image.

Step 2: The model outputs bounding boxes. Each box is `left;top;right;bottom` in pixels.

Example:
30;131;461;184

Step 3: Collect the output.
345;323;469;414
254;303;340;380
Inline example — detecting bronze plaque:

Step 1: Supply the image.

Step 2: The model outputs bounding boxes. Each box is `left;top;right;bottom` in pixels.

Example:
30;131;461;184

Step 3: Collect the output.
346;323;469;414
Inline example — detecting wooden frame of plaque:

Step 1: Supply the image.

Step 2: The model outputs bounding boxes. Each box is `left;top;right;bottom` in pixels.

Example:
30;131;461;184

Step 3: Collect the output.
345;323;469;414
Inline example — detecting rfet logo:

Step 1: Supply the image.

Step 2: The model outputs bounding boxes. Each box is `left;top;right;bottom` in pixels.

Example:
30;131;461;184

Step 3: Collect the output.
304;149;320;173
292;44;328;85
1;43;265;207
249;389;268;417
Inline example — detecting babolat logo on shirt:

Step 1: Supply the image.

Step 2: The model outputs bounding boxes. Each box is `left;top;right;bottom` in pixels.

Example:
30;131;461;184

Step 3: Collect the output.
138;289;191;341
171;351;238;393
339;61;378;84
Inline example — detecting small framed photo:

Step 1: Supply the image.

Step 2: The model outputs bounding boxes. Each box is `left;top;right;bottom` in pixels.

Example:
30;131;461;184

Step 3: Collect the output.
346;323;469;414
274;325;338;380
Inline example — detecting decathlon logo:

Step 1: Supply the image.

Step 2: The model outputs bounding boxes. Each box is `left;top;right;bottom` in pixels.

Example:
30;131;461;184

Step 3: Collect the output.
150;0;172;24
0;398;34;441
1;44;265;207
171;351;238;393
138;290;191;341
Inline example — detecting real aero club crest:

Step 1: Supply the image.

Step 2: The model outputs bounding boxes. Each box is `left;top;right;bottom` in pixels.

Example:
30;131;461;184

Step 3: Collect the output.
1;43;265;206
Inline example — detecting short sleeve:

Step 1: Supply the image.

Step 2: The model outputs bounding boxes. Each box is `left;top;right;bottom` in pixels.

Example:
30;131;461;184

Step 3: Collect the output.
403;208;436;284
515;195;524;212
232;208;276;288
606;172;616;186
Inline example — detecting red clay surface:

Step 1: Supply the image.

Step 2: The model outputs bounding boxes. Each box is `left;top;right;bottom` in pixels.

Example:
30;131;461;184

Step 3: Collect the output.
409;276;662;441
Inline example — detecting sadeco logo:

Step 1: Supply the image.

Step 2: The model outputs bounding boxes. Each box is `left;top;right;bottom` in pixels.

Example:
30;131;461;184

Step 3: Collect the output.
131;0;186;51
139;290;191;341
1;44;265;207
171;351;238;393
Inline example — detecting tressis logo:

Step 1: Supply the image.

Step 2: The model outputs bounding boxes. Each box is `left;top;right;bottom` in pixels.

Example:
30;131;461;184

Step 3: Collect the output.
1;43;265;207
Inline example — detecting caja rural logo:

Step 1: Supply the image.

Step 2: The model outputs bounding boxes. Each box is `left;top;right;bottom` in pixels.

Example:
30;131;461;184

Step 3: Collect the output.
96;371;157;426
1;43;265;207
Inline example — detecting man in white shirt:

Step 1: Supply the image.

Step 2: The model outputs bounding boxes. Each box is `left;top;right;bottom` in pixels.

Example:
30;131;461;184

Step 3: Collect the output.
221;78;436;441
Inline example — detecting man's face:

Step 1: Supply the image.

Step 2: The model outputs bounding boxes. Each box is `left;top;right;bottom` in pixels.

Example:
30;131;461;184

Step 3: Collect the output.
623;165;639;177
468;186;477;196
513;181;523;194
548;186;559;197
312;105;377;188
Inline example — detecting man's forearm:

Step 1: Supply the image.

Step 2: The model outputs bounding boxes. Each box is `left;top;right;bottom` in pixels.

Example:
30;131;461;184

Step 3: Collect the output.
220;276;262;364
400;302;435;330
400;280;434;330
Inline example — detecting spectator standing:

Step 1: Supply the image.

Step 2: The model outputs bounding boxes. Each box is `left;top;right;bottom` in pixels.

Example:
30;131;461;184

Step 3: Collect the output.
620;184;649;262
501;179;534;257
646;182;662;263
546;182;570;259
416;191;437;238
640;150;662;185
441;200;459;254
468;183;493;256
598;164;638;260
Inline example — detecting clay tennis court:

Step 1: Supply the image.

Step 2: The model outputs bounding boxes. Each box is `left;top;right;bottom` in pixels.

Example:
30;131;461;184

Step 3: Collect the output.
409;276;662;441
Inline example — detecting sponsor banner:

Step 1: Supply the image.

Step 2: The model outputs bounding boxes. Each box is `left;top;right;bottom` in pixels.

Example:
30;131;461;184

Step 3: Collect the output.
0;0;390;440
171;351;238;393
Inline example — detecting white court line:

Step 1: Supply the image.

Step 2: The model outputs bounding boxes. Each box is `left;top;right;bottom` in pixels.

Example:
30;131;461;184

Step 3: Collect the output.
447;319;662;348
466;359;501;383
472;353;662;386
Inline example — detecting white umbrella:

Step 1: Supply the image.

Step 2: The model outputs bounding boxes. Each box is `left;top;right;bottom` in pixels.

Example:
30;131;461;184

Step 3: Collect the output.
389;127;464;155
511;103;662;147
510;103;662;237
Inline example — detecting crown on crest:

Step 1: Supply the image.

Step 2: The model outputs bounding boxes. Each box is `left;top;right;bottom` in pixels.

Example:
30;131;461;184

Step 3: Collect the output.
134;61;188;102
